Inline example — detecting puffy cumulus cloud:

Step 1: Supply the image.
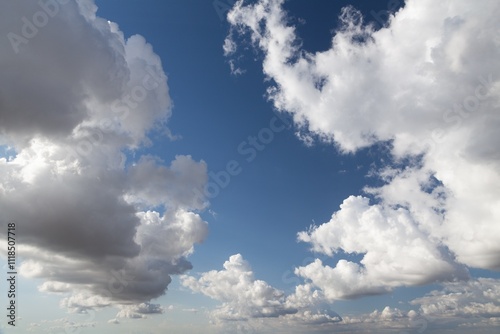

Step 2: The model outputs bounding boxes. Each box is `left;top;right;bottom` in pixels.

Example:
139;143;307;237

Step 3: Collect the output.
0;0;208;314
285;283;325;310
341;306;406;324
0;0;170;148
182;254;298;321
226;0;500;154
334;307;431;334
61;293;111;313
116;303;164;319
127;272;500;333
17;204;208;307
290;309;341;326
182;255;445;332
412;278;500;319
182;255;349;333
296;195;468;300
135;210;208;262
39;281;74;294
225;0;500;301
284;285;343;327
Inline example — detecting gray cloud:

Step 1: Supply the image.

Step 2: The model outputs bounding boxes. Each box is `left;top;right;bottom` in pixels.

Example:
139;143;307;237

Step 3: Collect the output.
0;0;129;146
0;0;208;313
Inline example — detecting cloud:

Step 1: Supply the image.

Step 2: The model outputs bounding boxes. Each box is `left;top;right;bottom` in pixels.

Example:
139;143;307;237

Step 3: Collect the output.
116;303;164;319
182;254;298;321
296;195;468;300
61;293;111;313
27;317;97;333
335;307;431;334
225;0;500;302
181;254;342;332
19;202;209;307
182;262;430;334
1;0;171;148
0;0;208;313
126;155;208;210
412;278;500;319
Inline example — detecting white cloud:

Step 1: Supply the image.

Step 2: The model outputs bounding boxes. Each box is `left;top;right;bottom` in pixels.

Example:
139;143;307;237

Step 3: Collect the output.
48;256;500;333
134;209;209;266
182;254;297;321
61;293;111;313
296;195;468;300
412;278;500;319
116;303;164;319
38;281;74;294
0;0;209;313
333;307;431;334
182;254;354;333
225;0;500;303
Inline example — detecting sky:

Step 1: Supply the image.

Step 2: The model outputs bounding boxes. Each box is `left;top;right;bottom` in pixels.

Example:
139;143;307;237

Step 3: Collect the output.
0;0;499;333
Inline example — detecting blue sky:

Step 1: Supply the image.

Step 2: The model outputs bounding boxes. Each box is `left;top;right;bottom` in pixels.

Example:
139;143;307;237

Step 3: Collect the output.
1;0;500;333
92;0;392;279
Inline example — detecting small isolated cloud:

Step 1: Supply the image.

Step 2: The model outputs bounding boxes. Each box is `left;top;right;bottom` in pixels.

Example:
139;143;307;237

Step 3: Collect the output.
38;281;74;294
116;303;164;319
